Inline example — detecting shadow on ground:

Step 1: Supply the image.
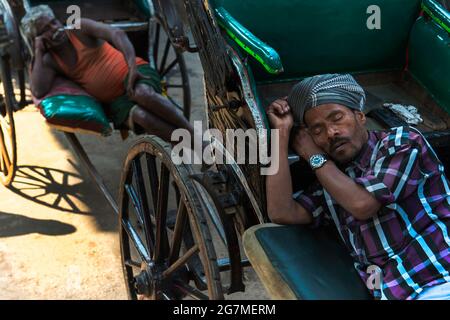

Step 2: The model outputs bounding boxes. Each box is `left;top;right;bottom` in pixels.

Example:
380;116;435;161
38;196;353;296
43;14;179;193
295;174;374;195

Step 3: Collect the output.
0;211;76;238
9;163;93;215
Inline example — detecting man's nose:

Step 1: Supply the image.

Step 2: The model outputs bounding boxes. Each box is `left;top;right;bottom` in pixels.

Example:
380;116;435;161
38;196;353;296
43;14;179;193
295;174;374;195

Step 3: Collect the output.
327;125;340;139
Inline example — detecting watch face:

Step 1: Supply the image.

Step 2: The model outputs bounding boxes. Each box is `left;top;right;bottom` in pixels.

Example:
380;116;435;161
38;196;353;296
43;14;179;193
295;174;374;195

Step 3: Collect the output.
310;154;326;169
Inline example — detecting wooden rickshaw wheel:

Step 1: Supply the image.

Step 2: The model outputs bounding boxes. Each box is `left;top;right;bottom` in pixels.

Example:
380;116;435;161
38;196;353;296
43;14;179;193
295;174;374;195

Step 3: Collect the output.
118;136;223;300
0;53;17;186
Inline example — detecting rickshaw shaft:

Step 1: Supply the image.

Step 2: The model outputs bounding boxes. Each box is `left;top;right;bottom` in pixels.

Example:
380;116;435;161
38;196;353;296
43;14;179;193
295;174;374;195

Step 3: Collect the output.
64;132;119;215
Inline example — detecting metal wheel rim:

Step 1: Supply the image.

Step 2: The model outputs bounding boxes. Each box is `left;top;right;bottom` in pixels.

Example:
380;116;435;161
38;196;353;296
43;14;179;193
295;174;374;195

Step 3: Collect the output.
0;55;17;186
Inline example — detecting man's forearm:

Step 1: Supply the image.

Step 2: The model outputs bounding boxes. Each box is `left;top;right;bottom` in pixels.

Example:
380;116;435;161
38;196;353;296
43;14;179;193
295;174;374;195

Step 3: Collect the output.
314;160;380;220
266;130;312;224
30;52;51;98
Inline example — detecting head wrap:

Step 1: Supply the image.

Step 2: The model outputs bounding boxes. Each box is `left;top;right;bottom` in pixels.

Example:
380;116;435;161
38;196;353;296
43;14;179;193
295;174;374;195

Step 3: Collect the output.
287;74;366;125
20;5;55;44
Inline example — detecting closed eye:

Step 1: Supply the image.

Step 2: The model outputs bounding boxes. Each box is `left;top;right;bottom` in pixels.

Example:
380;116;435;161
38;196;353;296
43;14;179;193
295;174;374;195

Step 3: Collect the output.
333;113;343;121
311;126;322;135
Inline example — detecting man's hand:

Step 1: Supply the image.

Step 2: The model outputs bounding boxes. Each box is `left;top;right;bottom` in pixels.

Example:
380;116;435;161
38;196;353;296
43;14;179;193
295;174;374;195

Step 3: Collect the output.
126;65;151;97
292;128;324;160
30;35;57;99
34;35;48;55
266;97;293;133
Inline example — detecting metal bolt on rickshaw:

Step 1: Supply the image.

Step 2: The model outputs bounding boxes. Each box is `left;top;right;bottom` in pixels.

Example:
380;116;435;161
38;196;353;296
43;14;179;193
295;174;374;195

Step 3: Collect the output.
1;0;450;300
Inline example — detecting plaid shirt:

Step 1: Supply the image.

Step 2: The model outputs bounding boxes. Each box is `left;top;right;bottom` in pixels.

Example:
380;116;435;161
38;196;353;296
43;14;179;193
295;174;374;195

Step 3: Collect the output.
295;126;450;300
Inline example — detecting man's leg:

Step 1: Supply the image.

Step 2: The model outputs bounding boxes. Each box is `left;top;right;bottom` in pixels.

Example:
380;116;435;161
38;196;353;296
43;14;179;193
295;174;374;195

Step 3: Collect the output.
130;105;212;170
131;105;178;143
130;83;211;154
131;83;193;135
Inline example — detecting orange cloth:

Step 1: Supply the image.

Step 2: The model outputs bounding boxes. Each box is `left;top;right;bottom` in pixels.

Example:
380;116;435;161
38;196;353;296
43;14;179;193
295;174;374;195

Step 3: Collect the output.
51;31;146;103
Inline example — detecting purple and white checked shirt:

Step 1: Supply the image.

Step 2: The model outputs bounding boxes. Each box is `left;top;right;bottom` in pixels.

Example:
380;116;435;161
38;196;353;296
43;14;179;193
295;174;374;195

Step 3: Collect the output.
295;126;450;300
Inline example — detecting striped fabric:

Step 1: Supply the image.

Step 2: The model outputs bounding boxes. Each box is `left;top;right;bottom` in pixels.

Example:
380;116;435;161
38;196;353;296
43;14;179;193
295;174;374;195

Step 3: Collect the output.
287;74;366;125
295;126;450;300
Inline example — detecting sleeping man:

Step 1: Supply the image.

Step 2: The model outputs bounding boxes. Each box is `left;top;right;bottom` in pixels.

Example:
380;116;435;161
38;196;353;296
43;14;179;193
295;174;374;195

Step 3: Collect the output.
265;73;450;300
22;5;193;142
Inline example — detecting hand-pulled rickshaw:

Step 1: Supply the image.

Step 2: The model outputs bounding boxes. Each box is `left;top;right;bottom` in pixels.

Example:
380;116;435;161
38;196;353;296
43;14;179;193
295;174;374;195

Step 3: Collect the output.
1;0;449;300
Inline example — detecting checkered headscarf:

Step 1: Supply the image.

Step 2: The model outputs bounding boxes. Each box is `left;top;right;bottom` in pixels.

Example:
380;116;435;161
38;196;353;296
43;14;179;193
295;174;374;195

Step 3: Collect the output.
287;74;366;125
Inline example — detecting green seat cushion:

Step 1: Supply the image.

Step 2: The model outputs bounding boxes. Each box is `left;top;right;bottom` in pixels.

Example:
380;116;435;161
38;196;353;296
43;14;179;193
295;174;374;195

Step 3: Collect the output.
409;3;450;114
39;95;112;136
212;0;421;82
253;224;371;299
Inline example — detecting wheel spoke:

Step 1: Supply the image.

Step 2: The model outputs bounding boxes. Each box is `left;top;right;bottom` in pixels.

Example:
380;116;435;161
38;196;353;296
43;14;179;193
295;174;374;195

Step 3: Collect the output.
159;38;171;75
121;218;151;263
153;23;161;66
125;183;144;225
167;96;183;112
163;244;198;279
173;280;209;300
132;157;156;252
124;259;141;269
154;164;170;263
145;154;159;214
168;200;187;265
160;58;178;78
130;159;145;224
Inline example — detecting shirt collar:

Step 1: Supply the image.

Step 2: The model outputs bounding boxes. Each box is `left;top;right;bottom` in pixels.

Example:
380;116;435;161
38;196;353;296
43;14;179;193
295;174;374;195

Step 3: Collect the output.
347;130;378;170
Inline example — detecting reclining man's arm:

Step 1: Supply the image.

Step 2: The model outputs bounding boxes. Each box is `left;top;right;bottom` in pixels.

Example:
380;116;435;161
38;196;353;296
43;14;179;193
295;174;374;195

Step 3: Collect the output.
78;18;135;65
266;99;313;225
78;18;142;95
30;36;57;98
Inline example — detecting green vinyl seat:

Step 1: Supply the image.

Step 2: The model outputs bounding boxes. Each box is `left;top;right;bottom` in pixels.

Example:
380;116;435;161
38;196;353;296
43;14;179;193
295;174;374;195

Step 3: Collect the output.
34;77;112;136
38;94;112;136
212;0;422;82
243;223;372;300
212;0;450;113
409;1;450;114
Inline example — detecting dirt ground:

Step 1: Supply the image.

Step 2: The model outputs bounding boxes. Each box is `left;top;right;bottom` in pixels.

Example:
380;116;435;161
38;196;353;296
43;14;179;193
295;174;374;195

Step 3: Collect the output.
0;51;269;300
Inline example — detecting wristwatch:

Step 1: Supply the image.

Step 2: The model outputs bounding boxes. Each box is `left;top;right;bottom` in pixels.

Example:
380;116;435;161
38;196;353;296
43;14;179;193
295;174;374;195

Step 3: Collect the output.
309;154;328;170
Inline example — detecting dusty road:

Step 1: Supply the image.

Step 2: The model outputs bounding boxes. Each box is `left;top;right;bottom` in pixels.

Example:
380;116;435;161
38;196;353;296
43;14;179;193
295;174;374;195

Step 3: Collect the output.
0;52;268;300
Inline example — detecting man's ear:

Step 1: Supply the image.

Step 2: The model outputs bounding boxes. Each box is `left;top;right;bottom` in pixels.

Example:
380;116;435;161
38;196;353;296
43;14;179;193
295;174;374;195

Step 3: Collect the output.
355;110;366;125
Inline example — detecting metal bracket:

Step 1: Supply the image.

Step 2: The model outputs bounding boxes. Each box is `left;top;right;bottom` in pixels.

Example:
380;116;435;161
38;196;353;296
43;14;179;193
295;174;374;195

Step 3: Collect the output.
156;0;199;53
